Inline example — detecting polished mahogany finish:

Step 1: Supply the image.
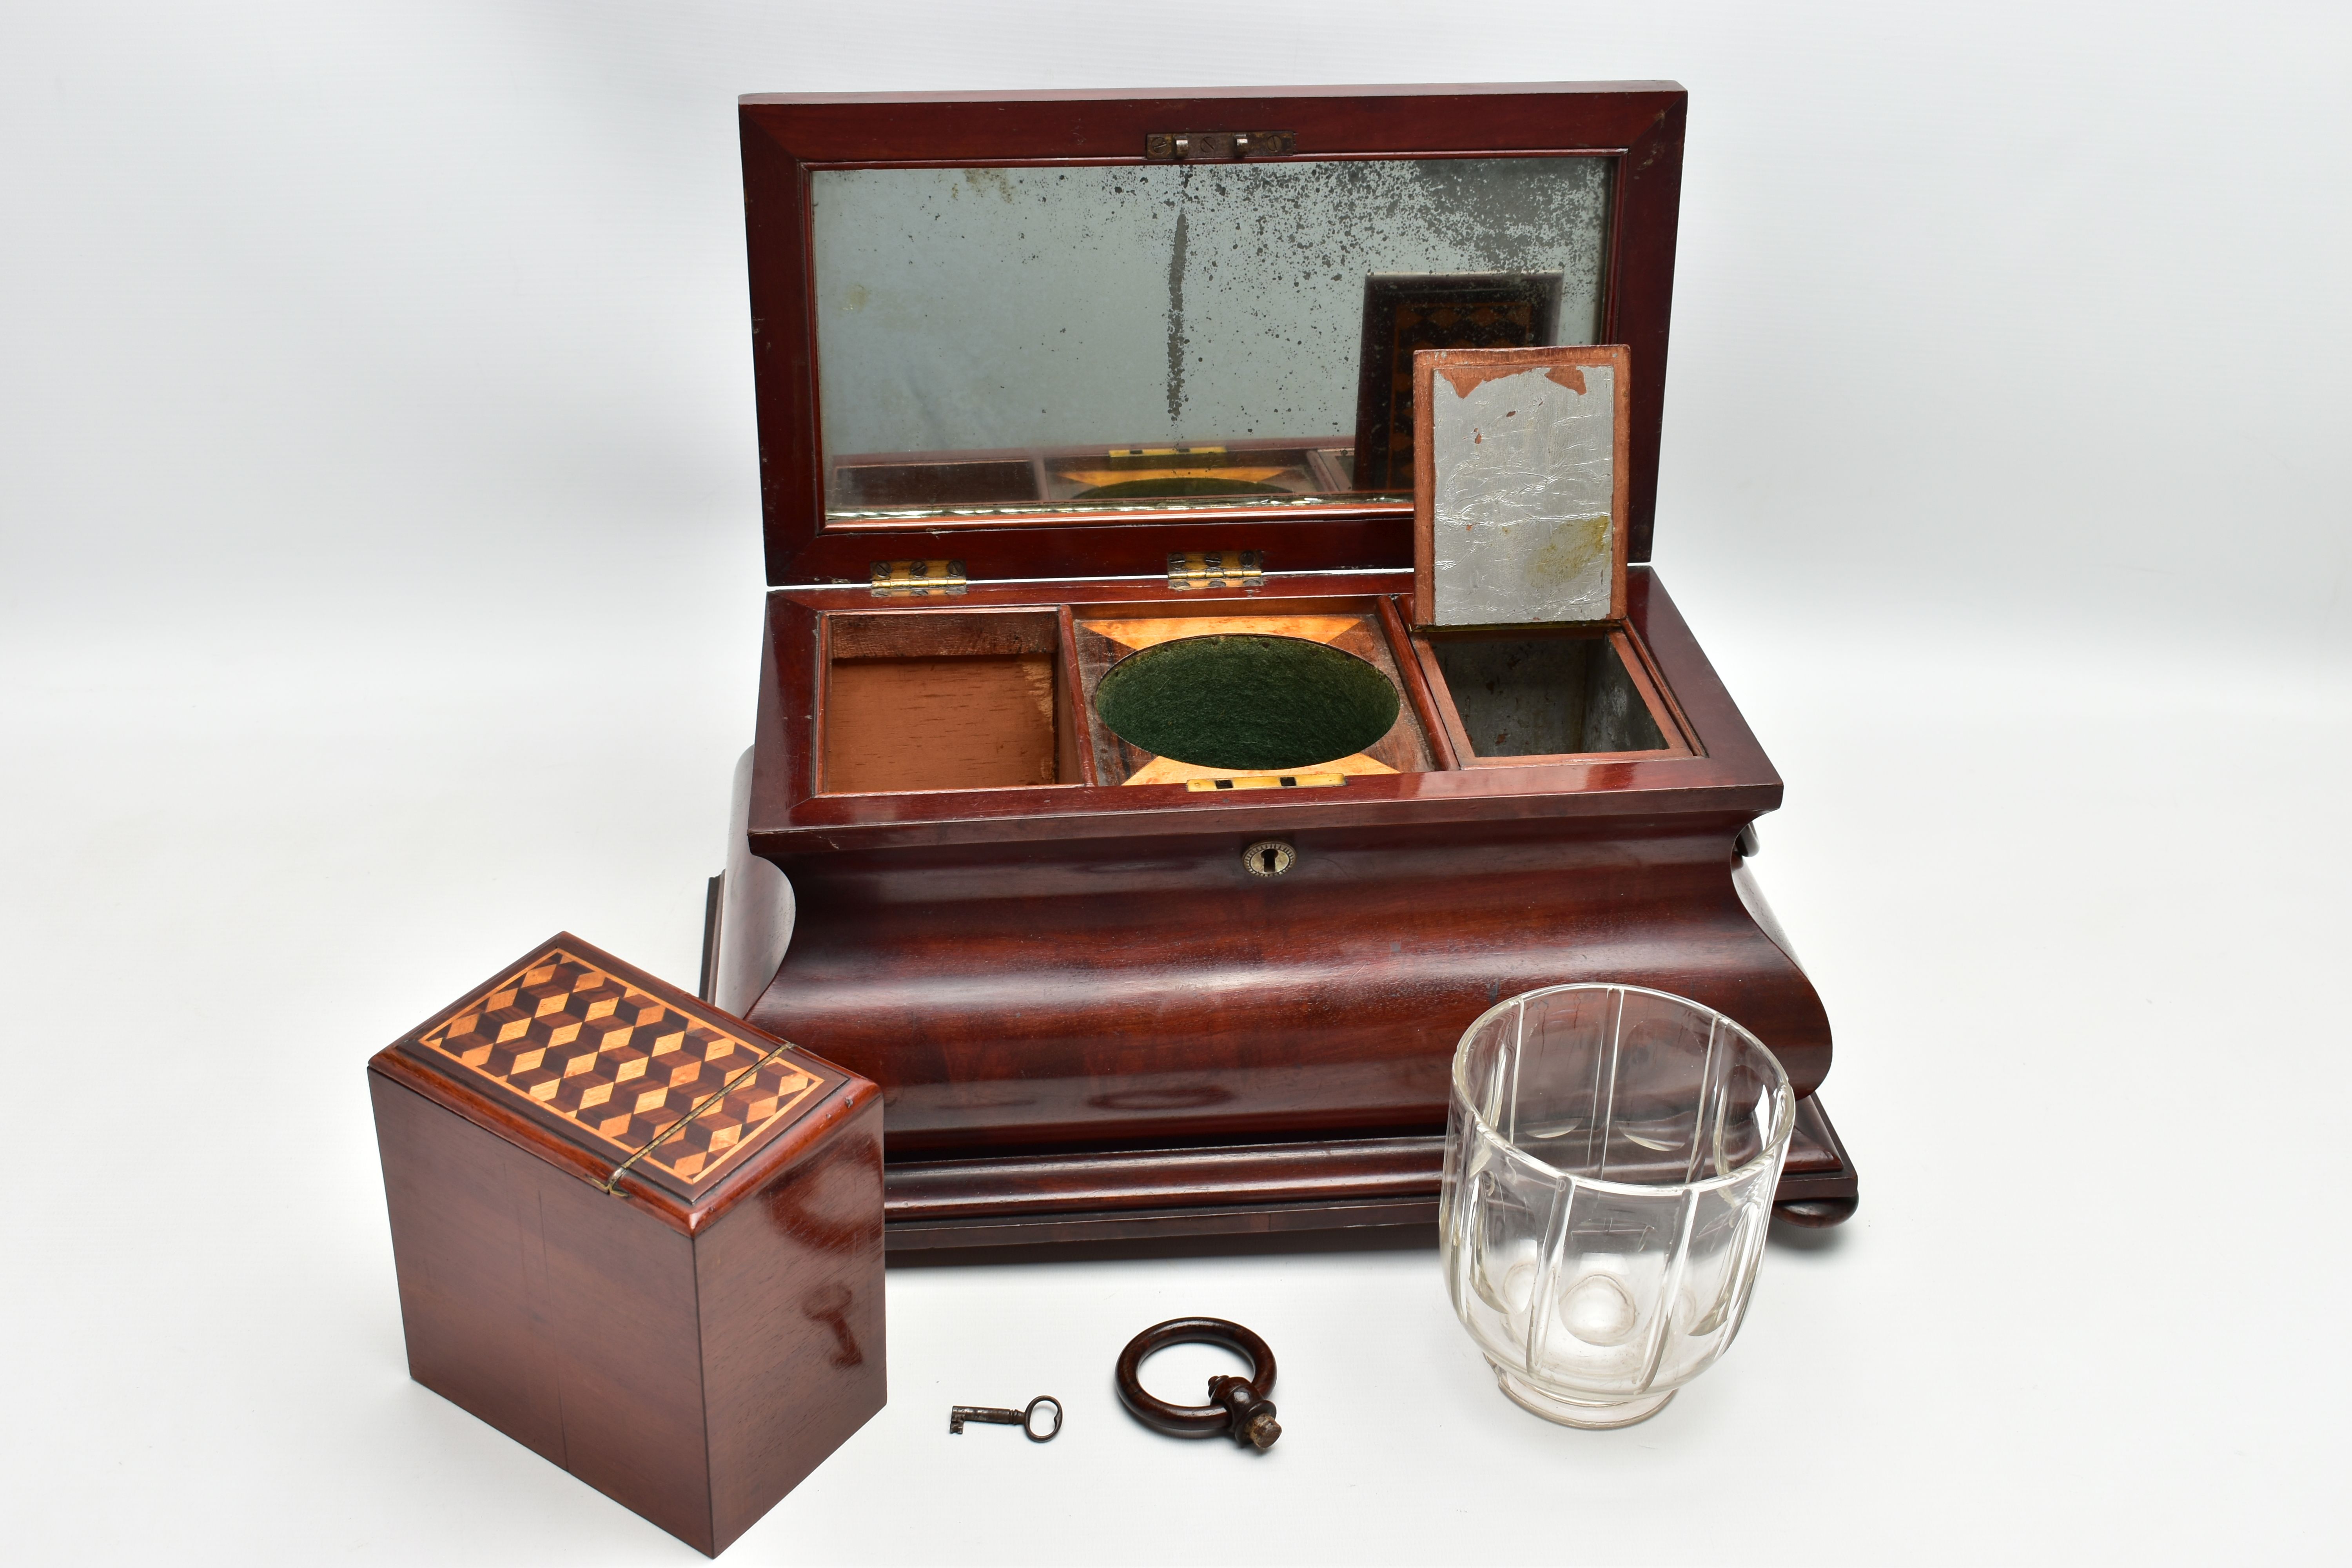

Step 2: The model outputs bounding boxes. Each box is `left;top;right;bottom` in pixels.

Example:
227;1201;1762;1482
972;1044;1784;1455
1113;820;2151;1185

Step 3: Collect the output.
369;935;885;1557
739;83;1686;583
739;569;1856;1236
746;569;1781;853
875;1100;1863;1260
728;83;1857;1247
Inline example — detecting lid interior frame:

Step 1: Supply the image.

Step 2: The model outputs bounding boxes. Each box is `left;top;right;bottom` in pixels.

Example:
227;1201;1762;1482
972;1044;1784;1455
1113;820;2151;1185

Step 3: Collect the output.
740;82;1686;587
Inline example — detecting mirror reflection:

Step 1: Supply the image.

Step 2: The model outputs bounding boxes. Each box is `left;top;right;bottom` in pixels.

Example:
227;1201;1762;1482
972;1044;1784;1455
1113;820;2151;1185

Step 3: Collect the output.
810;157;1613;520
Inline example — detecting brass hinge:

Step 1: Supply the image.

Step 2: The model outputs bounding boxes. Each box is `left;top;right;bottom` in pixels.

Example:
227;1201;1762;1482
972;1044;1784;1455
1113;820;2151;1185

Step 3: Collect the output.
1145;130;1296;162
1168;550;1265;590
870;559;966;598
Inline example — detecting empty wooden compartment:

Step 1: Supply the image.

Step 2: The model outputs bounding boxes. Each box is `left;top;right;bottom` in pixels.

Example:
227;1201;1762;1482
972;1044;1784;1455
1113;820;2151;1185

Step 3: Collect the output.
1415;626;1691;763
819;609;1085;793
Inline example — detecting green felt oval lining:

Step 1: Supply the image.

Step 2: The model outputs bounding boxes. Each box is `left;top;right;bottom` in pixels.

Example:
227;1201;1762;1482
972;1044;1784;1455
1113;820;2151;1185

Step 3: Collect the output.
1094;634;1400;771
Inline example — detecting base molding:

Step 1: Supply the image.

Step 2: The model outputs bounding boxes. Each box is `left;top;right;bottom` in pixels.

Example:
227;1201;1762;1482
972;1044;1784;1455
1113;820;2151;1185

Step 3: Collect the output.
883;1094;1858;1253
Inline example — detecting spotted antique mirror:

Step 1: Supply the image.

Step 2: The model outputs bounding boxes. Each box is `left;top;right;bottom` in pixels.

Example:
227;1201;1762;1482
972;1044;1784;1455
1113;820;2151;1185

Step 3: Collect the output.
808;157;1614;523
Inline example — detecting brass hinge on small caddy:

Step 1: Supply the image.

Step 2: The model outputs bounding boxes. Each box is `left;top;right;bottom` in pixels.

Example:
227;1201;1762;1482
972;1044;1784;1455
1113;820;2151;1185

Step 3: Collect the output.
1145;131;1295;162
870;559;965;598
1168;550;1265;590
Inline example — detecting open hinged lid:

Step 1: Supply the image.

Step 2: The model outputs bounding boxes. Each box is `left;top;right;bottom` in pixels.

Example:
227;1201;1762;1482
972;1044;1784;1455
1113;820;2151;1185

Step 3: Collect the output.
370;933;872;1228
1412;343;1631;626
739;83;1685;589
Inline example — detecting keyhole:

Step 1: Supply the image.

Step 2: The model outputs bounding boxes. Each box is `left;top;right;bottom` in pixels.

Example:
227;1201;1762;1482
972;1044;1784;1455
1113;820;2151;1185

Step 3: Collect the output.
1241;840;1295;878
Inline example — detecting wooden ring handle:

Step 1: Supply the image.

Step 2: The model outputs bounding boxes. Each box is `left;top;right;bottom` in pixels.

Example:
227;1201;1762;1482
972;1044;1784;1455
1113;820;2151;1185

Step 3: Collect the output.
1114;1317;1283;1448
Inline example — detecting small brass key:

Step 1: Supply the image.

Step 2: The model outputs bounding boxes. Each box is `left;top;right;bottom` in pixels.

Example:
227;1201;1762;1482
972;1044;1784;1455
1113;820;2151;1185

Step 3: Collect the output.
948;1394;1062;1442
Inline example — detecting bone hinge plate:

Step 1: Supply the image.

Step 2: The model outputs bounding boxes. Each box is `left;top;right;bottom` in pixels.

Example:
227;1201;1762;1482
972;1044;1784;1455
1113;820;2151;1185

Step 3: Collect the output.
1187;774;1344;792
871;559;966;597
1145;131;1296;162
1168;550;1265;590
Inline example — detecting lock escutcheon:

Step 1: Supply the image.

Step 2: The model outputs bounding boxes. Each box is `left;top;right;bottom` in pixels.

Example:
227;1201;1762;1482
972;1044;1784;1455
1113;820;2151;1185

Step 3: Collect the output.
1241;840;1296;878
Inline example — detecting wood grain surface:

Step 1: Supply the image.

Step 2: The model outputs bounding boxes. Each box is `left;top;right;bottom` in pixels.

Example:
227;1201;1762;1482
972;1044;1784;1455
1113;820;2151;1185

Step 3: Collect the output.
735;568;1844;1232
749;569;1782;857
878;1094;1858;1249
824;655;1059;793
369;941;887;1555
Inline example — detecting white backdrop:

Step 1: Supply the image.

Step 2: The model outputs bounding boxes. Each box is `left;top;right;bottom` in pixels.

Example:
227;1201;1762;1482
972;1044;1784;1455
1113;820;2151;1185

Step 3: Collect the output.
4;4;2347;1563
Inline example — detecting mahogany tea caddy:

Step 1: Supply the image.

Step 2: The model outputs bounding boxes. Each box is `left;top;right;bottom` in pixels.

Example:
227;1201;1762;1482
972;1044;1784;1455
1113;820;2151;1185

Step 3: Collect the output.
711;82;1860;1253
368;935;886;1555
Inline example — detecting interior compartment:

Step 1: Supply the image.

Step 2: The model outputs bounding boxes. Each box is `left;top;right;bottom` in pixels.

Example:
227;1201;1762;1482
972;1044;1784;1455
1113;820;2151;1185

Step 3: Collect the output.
1425;632;1672;758
1070;599;1437;785
821;611;1077;792
1094;635;1400;771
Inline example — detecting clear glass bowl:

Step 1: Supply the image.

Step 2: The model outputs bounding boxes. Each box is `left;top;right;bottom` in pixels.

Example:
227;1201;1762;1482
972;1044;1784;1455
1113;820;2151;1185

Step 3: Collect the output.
1441;984;1794;1428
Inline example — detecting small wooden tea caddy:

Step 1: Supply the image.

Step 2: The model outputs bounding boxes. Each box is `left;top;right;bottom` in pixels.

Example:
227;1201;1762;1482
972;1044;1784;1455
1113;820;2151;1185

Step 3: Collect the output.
713;82;1859;1252
370;935;884;1554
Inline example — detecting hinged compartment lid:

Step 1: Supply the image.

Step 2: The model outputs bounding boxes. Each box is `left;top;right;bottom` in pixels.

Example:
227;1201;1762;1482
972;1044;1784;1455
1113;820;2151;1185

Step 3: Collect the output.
740;83;1686;588
1412;344;1632;626
374;933;865;1222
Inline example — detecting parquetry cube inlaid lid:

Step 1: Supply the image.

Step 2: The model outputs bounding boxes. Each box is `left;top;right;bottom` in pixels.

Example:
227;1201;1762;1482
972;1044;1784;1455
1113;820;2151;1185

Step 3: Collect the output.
387;934;844;1203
